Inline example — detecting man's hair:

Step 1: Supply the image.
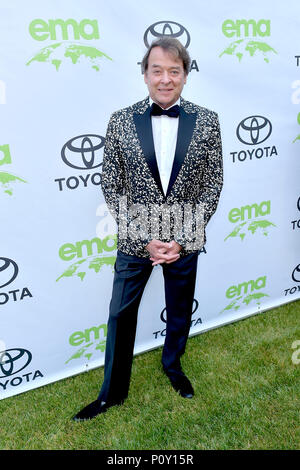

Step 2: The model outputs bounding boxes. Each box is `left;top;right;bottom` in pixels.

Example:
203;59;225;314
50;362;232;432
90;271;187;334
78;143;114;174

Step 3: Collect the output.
141;37;191;75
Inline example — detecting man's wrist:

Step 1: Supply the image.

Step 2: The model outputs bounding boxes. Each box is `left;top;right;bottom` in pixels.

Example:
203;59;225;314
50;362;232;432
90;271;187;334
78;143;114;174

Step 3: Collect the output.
172;240;183;252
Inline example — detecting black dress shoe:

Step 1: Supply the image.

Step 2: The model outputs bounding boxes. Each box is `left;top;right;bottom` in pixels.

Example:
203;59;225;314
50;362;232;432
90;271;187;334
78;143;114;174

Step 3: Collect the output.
72;398;124;422
165;373;194;398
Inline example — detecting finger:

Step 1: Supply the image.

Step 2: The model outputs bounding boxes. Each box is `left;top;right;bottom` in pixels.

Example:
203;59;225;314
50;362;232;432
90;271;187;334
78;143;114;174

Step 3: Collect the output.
150;256;165;262
159;256;180;265
165;256;180;264
154;240;170;247
151;259;166;266
166;253;180;262
150;253;171;261
152;252;180;265
152;249;180;261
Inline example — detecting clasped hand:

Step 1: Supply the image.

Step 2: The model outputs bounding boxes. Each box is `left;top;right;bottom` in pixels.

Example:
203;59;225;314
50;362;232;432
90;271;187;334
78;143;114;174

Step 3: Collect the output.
145;239;182;266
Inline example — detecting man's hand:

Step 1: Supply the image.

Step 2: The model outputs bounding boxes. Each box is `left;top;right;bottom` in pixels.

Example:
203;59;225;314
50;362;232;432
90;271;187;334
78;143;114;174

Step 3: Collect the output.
146;240;182;266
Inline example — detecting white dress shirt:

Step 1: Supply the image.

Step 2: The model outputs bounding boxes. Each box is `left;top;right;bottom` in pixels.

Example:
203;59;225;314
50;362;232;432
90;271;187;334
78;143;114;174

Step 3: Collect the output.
150;98;180;195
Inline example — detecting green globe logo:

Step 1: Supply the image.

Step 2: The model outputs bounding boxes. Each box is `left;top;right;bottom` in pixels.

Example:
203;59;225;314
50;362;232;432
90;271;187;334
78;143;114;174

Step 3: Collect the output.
56;253;116;282
219;39;277;63
0;172;27;196
0;145;27;196
224;218;276;242
66;338;107;364
26;42;112;71
293;112;300;143
221;291;269;313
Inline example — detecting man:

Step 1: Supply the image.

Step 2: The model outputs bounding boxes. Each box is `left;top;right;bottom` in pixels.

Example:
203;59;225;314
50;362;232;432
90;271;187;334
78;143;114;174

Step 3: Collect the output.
73;37;223;421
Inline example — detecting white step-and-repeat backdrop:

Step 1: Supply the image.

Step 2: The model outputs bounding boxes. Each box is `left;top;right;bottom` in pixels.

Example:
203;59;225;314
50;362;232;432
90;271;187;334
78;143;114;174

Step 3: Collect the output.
1;0;299;399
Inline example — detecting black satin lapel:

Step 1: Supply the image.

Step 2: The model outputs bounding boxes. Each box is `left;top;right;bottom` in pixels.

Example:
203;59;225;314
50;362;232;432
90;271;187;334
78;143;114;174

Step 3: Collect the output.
166;108;197;197
133;108;164;196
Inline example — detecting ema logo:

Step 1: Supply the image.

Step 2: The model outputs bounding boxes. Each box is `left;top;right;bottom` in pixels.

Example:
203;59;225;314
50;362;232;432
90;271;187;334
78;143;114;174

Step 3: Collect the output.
230;115;278;164
225;200;276;242
219;19;277;63
221;276;269;314
66;323;107;365
54;134;105;192
56;235;117;282
0;145;27;196
26;18;112;71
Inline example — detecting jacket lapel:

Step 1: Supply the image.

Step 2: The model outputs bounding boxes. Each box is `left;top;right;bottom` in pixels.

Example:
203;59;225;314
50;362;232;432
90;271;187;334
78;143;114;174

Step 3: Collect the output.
132;97;197;199
133;103;164;196
166;106;197;198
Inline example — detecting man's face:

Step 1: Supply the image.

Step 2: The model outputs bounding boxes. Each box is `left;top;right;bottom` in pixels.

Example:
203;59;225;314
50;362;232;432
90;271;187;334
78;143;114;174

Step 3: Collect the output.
144;46;187;109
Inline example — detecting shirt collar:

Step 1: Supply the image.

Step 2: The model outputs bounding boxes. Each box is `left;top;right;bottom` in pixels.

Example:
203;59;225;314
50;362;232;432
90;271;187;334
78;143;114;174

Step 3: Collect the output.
149;97;180;110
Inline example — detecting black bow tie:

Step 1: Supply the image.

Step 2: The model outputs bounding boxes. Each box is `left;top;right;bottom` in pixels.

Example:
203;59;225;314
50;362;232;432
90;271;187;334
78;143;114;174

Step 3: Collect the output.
150;102;180;118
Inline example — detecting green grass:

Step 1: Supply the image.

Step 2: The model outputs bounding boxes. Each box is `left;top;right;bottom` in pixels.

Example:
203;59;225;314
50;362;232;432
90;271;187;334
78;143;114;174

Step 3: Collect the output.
0;300;299;450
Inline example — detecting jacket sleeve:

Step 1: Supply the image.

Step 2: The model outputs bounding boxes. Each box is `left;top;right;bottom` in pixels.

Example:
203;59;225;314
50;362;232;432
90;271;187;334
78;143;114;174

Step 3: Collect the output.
196;112;223;226
101;113;153;255
101;113;125;221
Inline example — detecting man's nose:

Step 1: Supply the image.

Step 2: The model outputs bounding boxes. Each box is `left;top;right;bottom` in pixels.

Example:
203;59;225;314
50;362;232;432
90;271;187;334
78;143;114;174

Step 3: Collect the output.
160;71;171;83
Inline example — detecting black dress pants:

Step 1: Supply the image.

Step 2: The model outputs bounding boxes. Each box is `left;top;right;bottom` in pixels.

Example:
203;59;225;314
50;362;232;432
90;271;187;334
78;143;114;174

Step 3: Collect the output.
98;250;198;404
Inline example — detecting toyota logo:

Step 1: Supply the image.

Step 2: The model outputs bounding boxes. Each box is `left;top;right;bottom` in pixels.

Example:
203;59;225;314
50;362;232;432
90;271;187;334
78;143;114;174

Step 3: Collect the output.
292;264;300;283
0;257;18;289
160;299;198;323
297;197;300;212
144;21;191;49
61;134;105;170
236;116;272;145
0;348;32;378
